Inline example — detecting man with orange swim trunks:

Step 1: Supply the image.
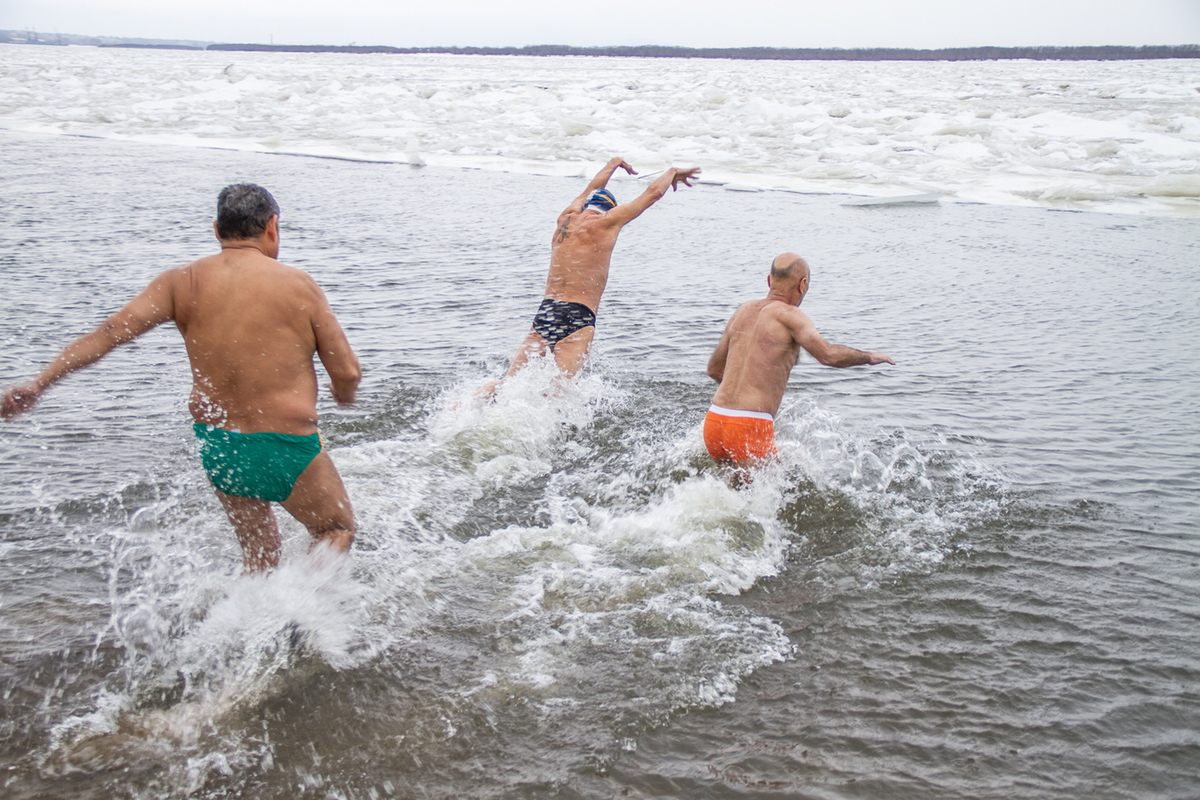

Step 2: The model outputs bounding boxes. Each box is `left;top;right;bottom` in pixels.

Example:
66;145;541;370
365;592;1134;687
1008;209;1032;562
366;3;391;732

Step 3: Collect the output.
704;252;894;465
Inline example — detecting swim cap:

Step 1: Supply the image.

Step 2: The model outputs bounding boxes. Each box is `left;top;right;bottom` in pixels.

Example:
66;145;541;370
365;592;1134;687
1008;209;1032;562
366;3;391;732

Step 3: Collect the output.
584;188;617;212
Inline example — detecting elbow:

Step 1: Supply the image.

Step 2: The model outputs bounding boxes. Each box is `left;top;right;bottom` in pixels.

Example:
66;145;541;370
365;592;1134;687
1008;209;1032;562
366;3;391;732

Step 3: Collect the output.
642;182;668;205
707;366;723;383
339;354;363;384
332;359;362;391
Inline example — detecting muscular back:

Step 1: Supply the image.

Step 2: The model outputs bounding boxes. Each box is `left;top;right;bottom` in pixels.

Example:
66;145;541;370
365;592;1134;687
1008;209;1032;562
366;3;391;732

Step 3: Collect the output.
544;209;623;312
710;300;805;417
170;250;340;435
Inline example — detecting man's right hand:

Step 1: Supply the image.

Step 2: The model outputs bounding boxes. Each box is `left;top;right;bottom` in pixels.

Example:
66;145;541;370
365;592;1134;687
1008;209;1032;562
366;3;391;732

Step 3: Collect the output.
1;383;42;420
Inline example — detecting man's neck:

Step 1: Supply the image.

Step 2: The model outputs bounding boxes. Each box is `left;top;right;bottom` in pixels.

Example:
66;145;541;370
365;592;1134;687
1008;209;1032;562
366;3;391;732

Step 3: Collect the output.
221;241;272;257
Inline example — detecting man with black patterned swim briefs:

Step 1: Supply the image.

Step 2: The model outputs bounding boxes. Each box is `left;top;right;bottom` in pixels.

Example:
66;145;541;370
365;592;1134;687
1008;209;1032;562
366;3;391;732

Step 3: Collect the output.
480;157;700;397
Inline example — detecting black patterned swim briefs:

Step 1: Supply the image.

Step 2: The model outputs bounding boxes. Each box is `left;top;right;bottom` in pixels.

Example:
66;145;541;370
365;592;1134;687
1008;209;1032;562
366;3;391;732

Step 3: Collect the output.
531;298;597;346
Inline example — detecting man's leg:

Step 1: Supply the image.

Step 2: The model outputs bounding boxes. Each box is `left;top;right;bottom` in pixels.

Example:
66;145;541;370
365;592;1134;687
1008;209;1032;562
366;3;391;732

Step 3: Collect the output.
216;491;282;573
551;326;595;380
478;329;550;398
280;450;356;556
503;329;551;378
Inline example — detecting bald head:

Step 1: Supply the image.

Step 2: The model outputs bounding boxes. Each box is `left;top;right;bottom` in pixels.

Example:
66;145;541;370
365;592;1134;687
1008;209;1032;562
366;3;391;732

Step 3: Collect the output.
766;252;811;305
769;252;810;304
770;252;809;284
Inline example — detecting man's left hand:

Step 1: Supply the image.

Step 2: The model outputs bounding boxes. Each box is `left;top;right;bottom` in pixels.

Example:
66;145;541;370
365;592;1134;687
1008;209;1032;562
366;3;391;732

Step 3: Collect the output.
670;167;701;190
1;383;43;420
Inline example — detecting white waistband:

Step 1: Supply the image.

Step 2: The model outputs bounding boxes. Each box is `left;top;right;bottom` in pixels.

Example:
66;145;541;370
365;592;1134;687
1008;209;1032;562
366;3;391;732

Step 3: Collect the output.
708;404;774;422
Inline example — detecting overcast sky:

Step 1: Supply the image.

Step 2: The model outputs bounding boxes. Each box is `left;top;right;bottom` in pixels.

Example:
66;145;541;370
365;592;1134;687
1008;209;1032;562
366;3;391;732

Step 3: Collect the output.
3;0;1198;49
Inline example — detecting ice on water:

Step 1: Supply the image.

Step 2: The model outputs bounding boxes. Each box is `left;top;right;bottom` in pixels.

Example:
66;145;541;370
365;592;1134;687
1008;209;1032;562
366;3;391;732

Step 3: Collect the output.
1;44;1198;215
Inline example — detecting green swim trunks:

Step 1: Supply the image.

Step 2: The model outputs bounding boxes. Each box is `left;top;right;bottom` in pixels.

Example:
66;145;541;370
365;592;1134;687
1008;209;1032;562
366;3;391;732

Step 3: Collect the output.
193;424;323;502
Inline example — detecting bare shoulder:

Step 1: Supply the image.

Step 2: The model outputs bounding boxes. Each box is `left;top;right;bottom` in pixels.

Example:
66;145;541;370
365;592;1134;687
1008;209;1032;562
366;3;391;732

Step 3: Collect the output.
276;261;331;307
162;255;205;280
772;302;813;328
276;258;319;282
288;264;343;315
732;297;775;320
775;302;812;323
151;259;204;295
722;298;761;327
776;305;820;346
180;251;226;271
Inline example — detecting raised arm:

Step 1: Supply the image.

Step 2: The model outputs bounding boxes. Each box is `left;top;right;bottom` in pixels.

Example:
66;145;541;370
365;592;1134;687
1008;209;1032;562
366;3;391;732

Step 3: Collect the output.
564;157;638;214
607;166;701;226
310;283;362;407
2;272;177;419
788;308;894;368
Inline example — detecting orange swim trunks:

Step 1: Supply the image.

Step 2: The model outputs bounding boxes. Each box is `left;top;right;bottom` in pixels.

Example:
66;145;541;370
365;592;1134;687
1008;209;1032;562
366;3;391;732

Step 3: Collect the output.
703;404;776;462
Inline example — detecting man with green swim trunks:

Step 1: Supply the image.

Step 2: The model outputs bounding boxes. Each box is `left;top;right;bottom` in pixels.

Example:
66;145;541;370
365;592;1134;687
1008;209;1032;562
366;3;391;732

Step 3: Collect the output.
1;184;362;573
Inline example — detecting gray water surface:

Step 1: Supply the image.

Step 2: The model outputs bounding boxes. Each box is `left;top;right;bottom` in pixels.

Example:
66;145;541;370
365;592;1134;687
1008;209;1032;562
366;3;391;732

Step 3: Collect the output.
1;131;1198;799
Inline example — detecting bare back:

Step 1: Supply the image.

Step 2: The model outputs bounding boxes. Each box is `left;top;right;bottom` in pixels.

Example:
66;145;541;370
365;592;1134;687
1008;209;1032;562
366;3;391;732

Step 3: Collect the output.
540;161;698;313
544;209;623;312
710;299;806;417
170;250;347;435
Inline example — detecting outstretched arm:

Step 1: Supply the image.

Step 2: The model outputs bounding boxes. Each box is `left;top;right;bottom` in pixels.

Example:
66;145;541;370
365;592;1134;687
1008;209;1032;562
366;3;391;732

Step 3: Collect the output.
789;308;894;368
607;166;701;226
1;272;176;420
564;157;638;214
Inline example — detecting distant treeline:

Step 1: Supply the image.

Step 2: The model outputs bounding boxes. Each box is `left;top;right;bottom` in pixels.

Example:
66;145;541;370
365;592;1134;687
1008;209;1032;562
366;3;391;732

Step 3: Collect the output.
203;43;1200;61
3;32;1197;61
101;43;204;50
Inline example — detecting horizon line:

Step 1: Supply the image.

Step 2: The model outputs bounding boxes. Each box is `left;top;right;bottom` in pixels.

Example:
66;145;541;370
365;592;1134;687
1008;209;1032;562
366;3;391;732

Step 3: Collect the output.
3;32;1198;56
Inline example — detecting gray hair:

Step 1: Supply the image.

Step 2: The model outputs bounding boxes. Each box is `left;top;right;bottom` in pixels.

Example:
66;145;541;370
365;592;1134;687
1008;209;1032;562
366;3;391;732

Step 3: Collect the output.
215;184;279;240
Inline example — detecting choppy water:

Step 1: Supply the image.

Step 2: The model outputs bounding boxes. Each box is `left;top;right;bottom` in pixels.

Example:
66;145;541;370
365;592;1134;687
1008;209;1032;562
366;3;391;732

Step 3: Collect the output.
1;48;1199;800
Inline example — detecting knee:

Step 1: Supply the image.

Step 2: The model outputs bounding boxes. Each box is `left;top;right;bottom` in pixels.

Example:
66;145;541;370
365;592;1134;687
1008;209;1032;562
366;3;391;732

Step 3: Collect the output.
300;496;356;547
326;527;355;552
314;519;355;553
326;505;356;539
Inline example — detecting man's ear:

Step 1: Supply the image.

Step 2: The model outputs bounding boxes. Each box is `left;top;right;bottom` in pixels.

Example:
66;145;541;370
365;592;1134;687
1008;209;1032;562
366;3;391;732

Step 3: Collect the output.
213;221;221;241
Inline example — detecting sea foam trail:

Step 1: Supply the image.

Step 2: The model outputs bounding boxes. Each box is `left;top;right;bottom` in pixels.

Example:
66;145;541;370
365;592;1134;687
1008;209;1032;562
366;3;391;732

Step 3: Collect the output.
37;361;804;790
1;45;1198;216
